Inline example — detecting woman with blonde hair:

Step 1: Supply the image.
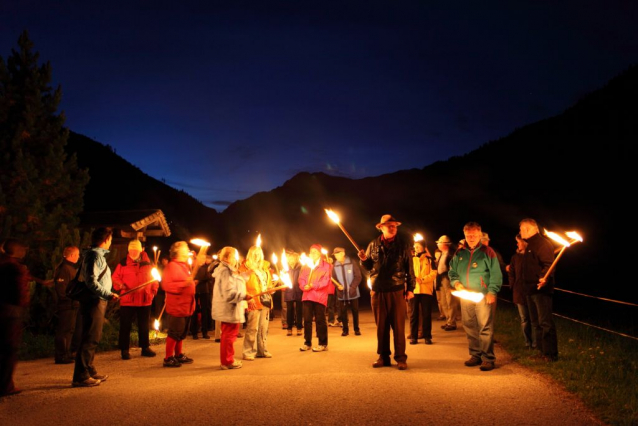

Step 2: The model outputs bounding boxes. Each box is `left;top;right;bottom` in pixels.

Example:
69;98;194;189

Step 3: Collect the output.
240;245;274;360
212;247;249;370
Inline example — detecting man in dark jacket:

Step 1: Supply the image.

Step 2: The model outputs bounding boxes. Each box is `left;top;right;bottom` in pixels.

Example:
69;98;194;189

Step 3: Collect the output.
0;239;29;397
332;247;362;337
359;214;415;370
519;218;557;361
53;246;82;364
191;256;213;339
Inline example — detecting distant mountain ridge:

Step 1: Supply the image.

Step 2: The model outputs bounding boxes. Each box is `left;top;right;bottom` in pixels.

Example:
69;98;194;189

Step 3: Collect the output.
66;132;221;241
68;65;635;302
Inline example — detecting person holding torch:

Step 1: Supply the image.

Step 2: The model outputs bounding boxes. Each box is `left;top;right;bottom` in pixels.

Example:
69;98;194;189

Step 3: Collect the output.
449;222;503;371
112;239;159;360
161;241;201;368
212;247;250;370
519;218;558;362
358;214;415;371
299;244;332;352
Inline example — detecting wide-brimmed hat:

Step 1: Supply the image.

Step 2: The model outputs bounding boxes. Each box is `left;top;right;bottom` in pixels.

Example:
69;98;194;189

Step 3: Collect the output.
332;247;345;255
435;235;452;244
375;214;402;229
481;232;490;241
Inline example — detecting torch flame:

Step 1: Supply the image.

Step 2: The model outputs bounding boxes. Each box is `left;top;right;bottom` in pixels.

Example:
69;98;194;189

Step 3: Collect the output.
187;257;193;266
325;209;340;224
271;253;278;266
452;290;485;303
273;273;279;282
281;249;289;272
213;254;218;260
256;234;262;247
545;229;571;247
414;233;424;242
190;238;211;247
566;231;583;243
321;248;328;258
299;252;309;267
367;277;372;290
153;319;160;331
235;249;240;262
151;267;161;282
153;246;158;251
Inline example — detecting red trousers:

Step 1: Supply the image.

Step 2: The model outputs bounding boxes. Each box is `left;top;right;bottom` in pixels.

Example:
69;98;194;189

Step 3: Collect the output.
220;322;240;366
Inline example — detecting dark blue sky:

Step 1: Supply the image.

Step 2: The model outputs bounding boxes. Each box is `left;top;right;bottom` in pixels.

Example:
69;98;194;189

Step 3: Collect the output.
2;1;636;209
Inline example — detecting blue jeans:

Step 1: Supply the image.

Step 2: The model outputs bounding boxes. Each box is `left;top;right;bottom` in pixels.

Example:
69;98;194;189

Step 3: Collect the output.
527;294;558;358
516;303;536;348
460;297;496;362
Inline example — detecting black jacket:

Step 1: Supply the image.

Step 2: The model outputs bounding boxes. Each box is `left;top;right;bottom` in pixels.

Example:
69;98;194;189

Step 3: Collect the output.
361;234;415;293
54;259;80;309
521;232;555;295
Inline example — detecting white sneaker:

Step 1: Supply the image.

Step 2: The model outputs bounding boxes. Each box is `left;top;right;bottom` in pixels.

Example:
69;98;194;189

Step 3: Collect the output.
242;355;255;361
299;345;311;351
312;345;328;352
220;360;243;370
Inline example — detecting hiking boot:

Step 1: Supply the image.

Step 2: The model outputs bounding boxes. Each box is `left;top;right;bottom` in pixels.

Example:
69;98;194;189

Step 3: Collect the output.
220;360;242;370
192;334;199;340
72;377;101;387
296;329;303;336
312;345;328;352
464;356;482;367
202;335;211;340
354;330;361;336
242;355;255;361
479;361;495;371
163;356;182;368
175;353;194;364
443;325;457;331
424;338;433;345
299;345;311;351
121;351;131;360
141;348;157;357
287;330;293;336
409;339;418;345
341;331;349;336
397;362;408;370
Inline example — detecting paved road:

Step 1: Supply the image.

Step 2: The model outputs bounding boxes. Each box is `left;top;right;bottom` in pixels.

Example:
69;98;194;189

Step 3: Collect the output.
1;309;602;426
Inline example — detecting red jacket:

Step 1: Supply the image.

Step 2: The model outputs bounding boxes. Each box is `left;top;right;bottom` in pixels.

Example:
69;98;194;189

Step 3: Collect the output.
162;260;195;317
112;252;158;307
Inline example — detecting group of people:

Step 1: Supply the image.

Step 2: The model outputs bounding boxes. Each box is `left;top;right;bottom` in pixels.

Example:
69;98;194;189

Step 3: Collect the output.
0;214;559;394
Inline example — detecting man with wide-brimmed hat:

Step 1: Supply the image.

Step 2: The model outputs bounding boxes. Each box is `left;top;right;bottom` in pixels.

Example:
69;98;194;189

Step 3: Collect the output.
358;214;415;370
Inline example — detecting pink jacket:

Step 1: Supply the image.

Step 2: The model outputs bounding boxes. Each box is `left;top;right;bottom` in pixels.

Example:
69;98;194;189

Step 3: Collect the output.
112;251;158;307
162;260;195;317
298;259;331;306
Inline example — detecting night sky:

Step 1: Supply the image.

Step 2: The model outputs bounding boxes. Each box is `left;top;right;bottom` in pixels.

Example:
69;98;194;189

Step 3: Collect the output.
2;1;636;209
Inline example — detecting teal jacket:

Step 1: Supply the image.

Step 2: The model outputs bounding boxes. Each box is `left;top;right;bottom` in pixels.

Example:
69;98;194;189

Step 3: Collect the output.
449;243;502;295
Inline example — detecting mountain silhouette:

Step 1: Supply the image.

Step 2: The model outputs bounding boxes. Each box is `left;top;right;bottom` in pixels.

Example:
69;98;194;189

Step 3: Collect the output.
69;65;635;310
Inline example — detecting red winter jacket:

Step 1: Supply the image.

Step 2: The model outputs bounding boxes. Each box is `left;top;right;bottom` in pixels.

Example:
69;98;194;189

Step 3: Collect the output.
112;252;158;307
162;260;195;317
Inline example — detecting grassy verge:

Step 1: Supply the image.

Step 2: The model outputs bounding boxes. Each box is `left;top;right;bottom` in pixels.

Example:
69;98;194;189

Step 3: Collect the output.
496;301;638;426
19;319;166;360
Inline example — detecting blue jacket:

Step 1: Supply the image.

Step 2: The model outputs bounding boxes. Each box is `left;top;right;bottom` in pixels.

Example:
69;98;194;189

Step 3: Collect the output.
80;247;113;300
449;242;502;296
332;256;362;301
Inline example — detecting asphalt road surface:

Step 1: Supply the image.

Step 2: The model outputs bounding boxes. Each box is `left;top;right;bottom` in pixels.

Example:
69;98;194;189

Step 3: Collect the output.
1;309;602;426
